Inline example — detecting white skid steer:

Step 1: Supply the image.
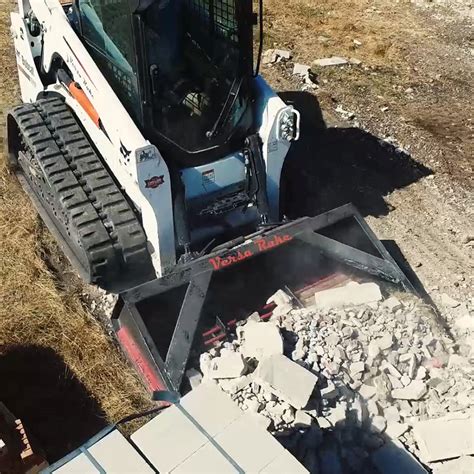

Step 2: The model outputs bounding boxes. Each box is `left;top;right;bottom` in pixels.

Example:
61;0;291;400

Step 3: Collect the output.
6;0;415;392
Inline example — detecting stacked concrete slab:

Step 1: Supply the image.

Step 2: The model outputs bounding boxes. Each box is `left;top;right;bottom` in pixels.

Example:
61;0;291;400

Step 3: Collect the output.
131;382;307;473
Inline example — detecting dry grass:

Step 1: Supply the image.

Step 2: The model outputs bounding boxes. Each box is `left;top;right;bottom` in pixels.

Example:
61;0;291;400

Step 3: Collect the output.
0;3;151;462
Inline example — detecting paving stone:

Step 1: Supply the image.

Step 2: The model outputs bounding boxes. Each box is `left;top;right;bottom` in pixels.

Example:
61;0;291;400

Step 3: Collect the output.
413;413;474;463
238;321;283;361
132;383;242;472
260;449;309;473
88;429;154;473
255;354;318;409
211;413;284;473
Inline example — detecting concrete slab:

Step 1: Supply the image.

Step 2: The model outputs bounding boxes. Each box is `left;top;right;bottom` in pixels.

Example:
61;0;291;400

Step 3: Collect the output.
260;449;309;473
211;413;283;473
131;400;210;472
171;441;237;473
179;382;243;437
413;413;474;463
88;429;153;473
54;453;99;473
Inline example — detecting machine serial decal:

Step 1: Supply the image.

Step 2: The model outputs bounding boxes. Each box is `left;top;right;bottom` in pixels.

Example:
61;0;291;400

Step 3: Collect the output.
208;234;293;270
202;169;215;184
138;148;155;162
145;175;165;189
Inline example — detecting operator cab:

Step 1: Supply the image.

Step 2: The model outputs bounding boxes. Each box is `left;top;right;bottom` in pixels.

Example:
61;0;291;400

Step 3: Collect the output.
71;0;256;166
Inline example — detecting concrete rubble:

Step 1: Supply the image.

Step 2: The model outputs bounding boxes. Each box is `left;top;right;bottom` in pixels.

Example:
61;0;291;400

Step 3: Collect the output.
189;283;473;473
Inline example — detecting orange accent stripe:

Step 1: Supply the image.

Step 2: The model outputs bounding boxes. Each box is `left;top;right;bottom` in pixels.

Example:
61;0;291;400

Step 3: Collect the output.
68;82;100;127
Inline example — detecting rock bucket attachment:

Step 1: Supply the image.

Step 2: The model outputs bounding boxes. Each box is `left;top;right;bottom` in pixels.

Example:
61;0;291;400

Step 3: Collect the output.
112;204;415;393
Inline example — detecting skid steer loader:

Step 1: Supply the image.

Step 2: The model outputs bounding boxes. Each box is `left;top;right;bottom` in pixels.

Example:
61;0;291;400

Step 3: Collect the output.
7;0;415;393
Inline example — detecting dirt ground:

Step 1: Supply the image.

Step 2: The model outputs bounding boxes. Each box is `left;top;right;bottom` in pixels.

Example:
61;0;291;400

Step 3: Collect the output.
0;0;472;464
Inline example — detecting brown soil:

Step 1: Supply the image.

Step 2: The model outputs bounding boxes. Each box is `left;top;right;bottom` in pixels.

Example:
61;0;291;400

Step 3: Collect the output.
0;0;472;463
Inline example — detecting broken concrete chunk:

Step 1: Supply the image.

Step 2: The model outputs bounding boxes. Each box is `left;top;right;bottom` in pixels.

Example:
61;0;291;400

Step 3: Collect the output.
349;361;365;376
377;334;394;351
383;297;403;313
391;380;427;400
358;384;376;399
185;368;202;389
431;455;474;474
370;415;387;433
383;406;400;424
209;353;246;379
238;321;283;360
320;380;338;399
368;340;381;358
294;410;313;428
218;374;252;394
255;354;318;409
314;282;382;310
313;56;348;67
293;63;311;76
385;422;409;439
274;49;292;60
266;289;292;306
413;414;474;463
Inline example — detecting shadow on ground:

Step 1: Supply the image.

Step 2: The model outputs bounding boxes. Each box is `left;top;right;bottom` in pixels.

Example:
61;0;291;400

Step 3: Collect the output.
279;91;432;219
0;344;108;462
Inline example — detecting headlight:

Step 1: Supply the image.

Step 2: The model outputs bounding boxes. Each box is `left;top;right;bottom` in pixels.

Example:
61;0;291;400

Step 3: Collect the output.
277;108;300;142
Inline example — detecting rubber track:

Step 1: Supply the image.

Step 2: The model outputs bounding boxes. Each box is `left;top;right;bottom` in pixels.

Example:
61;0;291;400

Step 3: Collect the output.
10;97;154;292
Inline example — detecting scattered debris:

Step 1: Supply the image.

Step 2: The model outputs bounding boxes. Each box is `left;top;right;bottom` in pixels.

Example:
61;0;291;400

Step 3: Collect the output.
262;48;292;64
188;282;472;472
313;56;349;67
